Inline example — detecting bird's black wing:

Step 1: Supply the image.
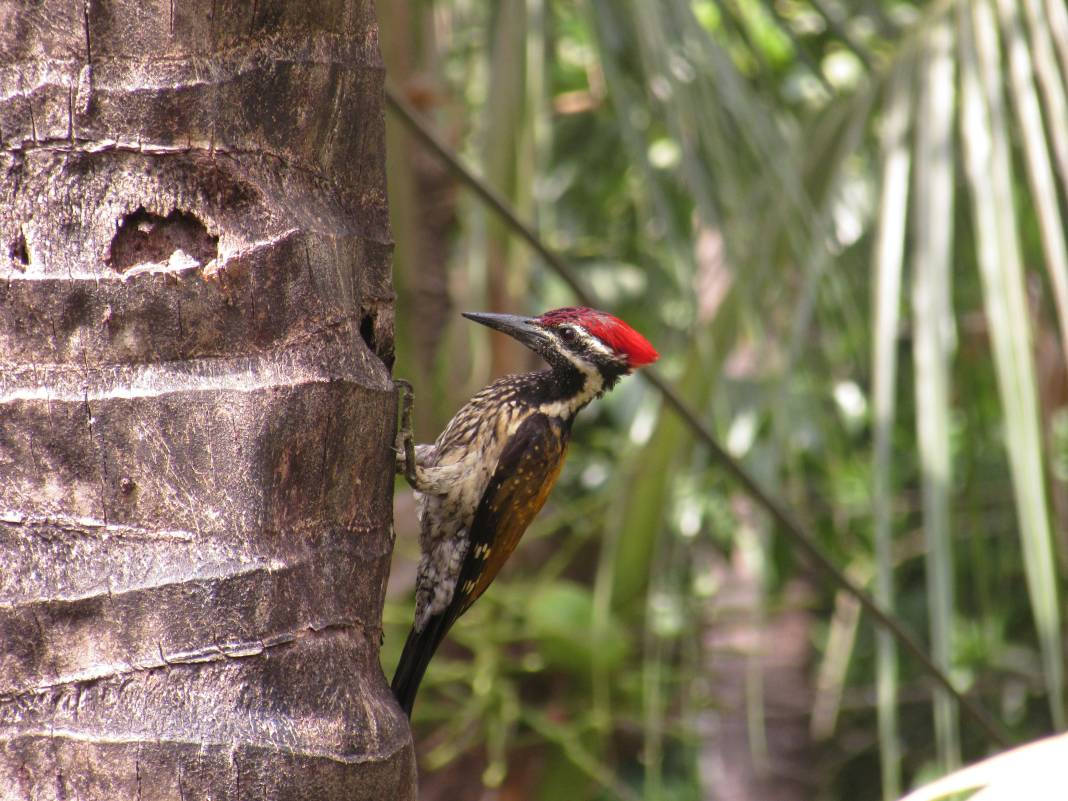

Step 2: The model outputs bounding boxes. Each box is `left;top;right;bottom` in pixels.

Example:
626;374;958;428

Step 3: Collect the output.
391;413;570;716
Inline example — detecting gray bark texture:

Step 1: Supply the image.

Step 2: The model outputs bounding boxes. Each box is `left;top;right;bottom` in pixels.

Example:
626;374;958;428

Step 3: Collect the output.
0;1;416;799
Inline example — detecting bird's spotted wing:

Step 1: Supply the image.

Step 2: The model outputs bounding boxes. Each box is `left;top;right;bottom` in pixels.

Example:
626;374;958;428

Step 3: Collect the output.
390;412;570;716
450;412;570;616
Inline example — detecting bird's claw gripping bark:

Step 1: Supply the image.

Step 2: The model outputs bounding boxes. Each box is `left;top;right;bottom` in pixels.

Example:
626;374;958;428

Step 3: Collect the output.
394;379;419;488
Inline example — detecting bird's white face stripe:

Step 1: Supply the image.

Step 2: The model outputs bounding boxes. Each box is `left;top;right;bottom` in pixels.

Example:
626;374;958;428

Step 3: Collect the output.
555;324;618;366
533;324;619;417
555;335;601;380
572;325;616;359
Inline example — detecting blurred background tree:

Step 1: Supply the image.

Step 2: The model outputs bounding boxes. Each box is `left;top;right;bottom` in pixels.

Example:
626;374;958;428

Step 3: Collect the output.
379;1;1068;799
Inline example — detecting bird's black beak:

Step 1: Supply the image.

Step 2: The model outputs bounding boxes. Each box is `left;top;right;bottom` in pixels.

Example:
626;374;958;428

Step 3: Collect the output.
462;312;547;352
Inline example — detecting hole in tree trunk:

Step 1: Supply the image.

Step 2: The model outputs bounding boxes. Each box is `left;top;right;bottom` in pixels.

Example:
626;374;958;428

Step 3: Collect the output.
359;306;395;369
360;310;377;354
8;230;29;270
108;208;218;274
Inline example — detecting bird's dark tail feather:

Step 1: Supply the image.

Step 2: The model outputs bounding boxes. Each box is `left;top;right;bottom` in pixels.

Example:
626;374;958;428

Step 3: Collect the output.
391;613;452;718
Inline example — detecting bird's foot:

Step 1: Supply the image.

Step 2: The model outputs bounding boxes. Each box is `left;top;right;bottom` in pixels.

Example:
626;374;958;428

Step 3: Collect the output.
394;379;419;488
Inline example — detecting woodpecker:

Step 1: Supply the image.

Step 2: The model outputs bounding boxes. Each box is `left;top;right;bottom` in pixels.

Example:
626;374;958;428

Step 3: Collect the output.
391;306;658;717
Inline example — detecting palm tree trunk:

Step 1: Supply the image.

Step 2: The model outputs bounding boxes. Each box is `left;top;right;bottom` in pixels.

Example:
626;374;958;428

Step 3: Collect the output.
0;1;414;798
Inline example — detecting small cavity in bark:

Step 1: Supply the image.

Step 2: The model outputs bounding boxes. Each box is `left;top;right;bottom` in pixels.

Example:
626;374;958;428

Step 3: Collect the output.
9;231;29;270
359;310;377;354
359;305;395;368
108;208;218;275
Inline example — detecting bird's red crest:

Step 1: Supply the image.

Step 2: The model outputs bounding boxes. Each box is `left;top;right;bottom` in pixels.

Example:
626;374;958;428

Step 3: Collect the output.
537;306;659;367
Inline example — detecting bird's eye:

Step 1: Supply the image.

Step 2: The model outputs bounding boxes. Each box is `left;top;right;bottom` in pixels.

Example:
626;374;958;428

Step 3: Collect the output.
559;326;580;344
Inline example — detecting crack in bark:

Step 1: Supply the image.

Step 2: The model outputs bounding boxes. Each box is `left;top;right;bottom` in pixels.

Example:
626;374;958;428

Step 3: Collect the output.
1;40;383;72
66;85;74;145
3;555;295;606
134;743;142;801
82;0;92;67
82;387;110;525
0;621;364;705
54;765;67;801
27;104;37;145
0;511;196;541
1;727;415;768
0;333;390;404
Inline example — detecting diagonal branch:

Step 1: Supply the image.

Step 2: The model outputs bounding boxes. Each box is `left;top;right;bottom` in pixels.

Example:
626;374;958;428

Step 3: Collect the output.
383;81;1011;748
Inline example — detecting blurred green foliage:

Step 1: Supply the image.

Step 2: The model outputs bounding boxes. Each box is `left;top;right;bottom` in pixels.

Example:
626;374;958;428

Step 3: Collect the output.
381;0;1068;798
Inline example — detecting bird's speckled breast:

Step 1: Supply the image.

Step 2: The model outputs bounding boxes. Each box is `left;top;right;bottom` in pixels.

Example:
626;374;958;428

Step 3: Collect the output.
421;397;530;546
411;388;535;630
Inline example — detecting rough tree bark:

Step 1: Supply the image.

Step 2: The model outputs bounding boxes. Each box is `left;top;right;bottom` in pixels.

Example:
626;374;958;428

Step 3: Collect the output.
0;1;415;799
